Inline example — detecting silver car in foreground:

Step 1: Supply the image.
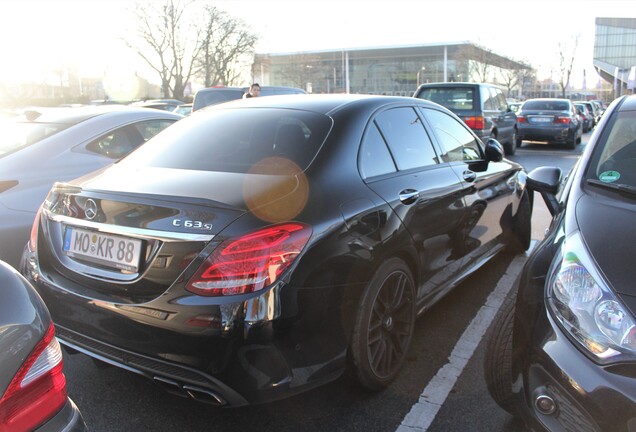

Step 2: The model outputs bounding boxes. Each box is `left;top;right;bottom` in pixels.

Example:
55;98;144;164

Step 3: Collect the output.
0;260;87;431
0;106;181;267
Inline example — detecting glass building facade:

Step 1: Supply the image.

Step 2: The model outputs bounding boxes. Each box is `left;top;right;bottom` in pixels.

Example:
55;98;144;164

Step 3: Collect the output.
253;42;528;96
594;17;636;95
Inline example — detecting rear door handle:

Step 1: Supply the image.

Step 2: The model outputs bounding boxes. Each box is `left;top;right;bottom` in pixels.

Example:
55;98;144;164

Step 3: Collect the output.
463;170;477;183
399;189;419;205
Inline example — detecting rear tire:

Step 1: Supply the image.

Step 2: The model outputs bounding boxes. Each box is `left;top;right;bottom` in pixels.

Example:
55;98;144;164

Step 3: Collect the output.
483;288;518;415
350;258;416;391
504;130;516;156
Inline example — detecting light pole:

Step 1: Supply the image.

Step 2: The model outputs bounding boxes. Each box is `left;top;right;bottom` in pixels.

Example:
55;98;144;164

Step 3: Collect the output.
416;66;426;87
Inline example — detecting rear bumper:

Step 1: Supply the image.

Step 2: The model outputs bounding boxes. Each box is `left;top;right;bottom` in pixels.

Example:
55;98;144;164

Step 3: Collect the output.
517;125;575;143
21;252;352;407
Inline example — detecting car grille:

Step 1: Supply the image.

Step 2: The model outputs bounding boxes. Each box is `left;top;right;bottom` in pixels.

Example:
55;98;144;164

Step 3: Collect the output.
55;326;246;406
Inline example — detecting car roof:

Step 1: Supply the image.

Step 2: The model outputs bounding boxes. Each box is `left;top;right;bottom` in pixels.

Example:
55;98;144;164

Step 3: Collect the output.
199;93;438;116
12;105;182;124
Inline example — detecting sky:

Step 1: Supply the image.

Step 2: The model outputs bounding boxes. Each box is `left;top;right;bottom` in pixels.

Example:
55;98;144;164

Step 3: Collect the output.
1;0;635;90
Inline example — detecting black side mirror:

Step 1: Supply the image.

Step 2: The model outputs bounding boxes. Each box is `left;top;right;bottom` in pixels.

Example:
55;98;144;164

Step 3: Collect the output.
527;166;563;216
484;138;504;162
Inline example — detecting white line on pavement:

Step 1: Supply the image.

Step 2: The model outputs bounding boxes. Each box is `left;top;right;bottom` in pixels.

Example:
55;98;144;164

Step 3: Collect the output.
395;248;533;432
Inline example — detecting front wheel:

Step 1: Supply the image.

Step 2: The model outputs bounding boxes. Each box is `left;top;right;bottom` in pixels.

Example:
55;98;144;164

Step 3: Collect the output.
350;258;416;390
484;288;518;415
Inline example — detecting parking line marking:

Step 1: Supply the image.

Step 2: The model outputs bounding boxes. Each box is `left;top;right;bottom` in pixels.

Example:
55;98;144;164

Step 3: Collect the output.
395;247;534;432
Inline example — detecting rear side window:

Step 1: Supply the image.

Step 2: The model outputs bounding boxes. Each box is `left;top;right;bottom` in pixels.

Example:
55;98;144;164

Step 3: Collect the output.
193;89;244;111
122;108;332;173
374;107;438;171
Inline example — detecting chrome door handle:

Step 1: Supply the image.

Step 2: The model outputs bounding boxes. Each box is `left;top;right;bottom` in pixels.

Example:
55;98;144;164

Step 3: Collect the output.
463;170;477;182
399;189;419;205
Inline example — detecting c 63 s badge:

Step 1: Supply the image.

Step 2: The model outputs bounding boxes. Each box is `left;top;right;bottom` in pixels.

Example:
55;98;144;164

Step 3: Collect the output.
172;219;213;230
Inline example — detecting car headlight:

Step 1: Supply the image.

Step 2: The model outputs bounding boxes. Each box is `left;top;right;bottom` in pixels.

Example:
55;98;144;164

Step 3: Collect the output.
547;231;636;362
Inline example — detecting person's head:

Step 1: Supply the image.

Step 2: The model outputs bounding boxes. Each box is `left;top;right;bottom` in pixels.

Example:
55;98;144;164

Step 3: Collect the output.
249;83;261;96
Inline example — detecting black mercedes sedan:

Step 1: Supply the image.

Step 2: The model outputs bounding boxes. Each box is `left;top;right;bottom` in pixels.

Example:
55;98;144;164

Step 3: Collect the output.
21;94;531;407
484;93;636;431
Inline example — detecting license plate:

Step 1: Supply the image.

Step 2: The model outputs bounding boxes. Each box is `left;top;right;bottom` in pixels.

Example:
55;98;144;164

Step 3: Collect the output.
530;117;552;123
63;227;142;272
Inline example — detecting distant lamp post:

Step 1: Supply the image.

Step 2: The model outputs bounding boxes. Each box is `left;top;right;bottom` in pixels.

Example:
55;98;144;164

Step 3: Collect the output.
416;66;426;87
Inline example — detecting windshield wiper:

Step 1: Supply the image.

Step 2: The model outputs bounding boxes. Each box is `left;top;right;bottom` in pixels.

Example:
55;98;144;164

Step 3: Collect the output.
587;178;636;198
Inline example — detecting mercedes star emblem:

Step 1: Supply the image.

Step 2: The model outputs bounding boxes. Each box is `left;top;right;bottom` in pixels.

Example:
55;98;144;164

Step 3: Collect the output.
84;199;98;220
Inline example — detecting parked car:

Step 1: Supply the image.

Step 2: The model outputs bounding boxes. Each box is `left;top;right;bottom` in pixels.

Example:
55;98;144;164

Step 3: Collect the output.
130;99;186;111
484;94;636;431
192;85;306;112
173;103;193;116
0;260;87;431
413;82;518;156
21;94;531;407
574;102;594;133
515;98;582;149
0;106;181;268
581;100;602;127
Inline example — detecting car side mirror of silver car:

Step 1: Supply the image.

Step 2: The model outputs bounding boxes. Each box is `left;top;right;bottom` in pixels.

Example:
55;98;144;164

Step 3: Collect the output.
527;166;563;216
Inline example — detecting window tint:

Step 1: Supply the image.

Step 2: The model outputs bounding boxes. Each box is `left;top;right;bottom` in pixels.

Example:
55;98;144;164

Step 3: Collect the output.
423;108;482;162
359;124;397;178
86;120;176;159
375;107;438;170
122;108;332;173
416;88;475;111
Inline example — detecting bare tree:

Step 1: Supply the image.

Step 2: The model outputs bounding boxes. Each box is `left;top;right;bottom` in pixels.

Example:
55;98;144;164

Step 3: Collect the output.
554;34;580;98
196;5;257;87
499;66;535;98
128;0;203;100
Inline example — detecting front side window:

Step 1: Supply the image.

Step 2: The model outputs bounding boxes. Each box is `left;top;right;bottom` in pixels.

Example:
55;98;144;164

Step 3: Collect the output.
423;108;483;162
374;107;438;171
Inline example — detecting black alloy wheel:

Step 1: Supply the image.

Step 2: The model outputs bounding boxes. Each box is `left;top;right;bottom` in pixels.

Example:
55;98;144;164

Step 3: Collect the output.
351;258;416;390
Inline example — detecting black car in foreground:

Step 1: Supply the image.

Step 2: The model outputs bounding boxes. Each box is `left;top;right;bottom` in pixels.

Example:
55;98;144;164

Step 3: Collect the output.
22;94;531;407
0;261;86;431
484;94;636;431
516;98;582;149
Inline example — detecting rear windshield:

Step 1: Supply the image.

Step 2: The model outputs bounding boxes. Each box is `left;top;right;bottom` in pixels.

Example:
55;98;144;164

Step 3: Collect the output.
415;88;474;111
193;89;243;111
121;108;333;173
523;100;570;111
0;121;70;158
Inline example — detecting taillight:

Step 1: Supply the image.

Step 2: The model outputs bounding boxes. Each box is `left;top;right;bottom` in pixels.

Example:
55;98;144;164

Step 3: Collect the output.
555;116;571;124
186;222;312;296
516;116;527;123
0;324;67;432
462;116;485;130
28;207;41;251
